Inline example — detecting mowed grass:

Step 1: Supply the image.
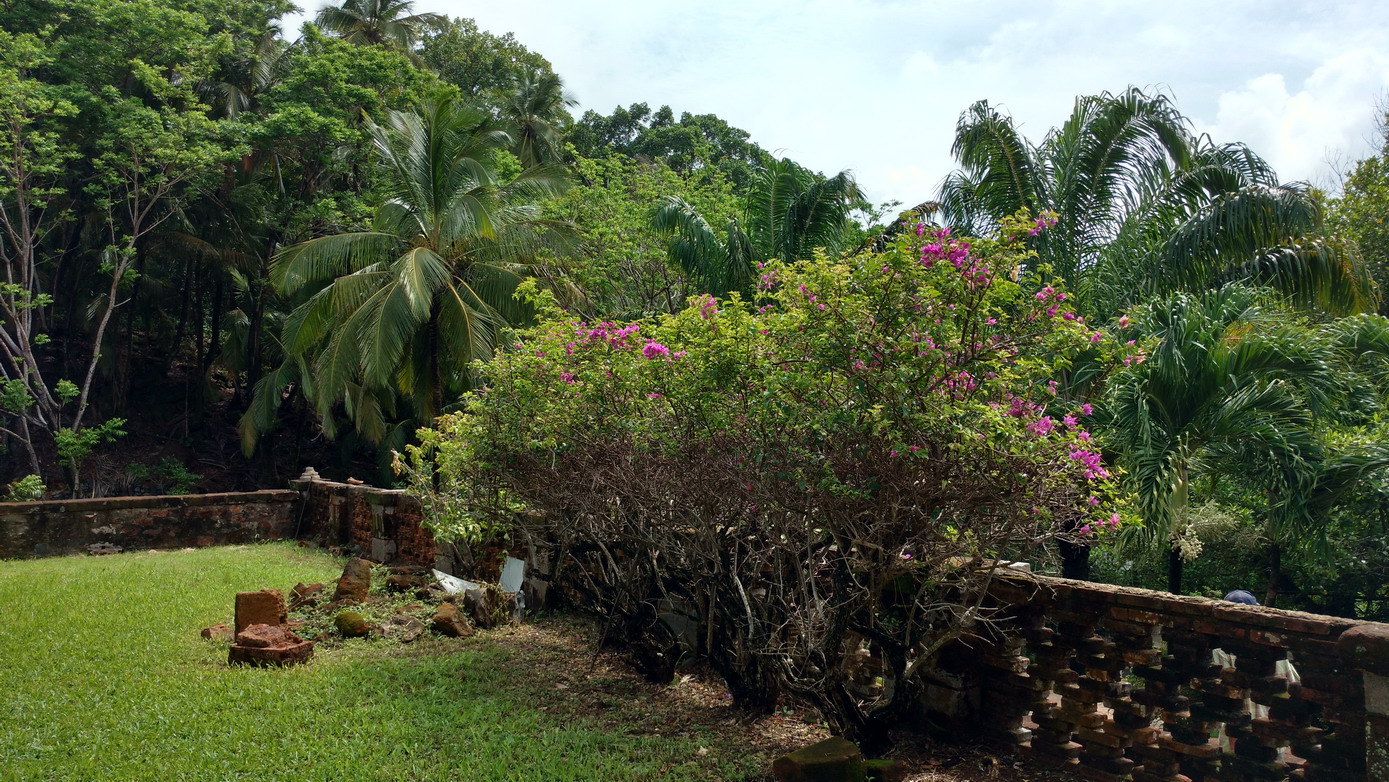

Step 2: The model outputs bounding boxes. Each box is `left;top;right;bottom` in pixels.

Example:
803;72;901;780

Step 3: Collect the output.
0;544;764;781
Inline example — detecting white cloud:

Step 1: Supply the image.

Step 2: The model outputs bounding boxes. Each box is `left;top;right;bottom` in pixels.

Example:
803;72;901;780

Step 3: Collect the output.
1196;50;1389;188
298;0;1389;205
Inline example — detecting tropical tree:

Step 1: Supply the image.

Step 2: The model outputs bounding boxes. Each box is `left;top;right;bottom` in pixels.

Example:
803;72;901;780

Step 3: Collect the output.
1256;314;1389;603
1106;286;1338;594
544;151;739;318
652;159;861;297
418;16;557;111
569;102;776;191
314;0;444;51
1329;107;1389;314
939;88;1377;319
242;96;570;453
493;68;575;169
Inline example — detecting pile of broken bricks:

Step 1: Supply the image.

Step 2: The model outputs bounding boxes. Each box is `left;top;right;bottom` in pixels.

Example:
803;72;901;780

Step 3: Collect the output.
201;556;524;668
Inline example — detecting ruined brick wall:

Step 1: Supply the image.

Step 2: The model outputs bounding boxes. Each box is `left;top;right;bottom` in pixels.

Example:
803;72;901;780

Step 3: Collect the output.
0;490;299;558
289;471;436;567
957;574;1389;782
0;471;438;567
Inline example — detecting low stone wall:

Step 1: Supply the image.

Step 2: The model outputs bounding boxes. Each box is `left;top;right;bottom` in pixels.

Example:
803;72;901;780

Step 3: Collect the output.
956;574;1389;782
0;470;439;566
290;471;436;567
0;490;300;558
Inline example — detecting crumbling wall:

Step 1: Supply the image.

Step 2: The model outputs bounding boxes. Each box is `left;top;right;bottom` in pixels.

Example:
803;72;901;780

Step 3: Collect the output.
0;490;299;558
290;469;436;567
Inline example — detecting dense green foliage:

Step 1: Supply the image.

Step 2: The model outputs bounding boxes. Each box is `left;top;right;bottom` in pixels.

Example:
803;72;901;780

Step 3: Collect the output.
401;212;1132;743
1330;111;1389;314
941;89;1376;319
0;0;842;489
4;0;1389;724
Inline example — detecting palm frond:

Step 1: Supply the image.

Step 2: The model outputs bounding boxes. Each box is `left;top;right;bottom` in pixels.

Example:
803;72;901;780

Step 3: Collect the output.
272;232;401;294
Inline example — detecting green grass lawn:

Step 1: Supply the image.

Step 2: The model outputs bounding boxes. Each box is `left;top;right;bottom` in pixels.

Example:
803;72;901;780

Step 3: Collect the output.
0;544;770;781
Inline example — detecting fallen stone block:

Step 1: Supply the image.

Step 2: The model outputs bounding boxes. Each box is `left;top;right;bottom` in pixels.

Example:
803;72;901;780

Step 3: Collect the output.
236;624;300;648
289;582;326;609
462;585;517;629
385;565;432;594
378;614;425;644
234;589;287;633
200;623;233;642
228;623;313;667
335;610;371;638
431;603;474;638
771;737;867;782
333;557;374;603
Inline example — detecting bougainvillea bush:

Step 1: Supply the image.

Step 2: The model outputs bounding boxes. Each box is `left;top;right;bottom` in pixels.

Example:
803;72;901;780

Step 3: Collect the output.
401;210;1128;746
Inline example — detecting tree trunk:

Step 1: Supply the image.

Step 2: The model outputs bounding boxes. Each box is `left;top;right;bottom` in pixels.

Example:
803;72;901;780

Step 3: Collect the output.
1167;547;1184;595
1167;462;1189;595
244;276;266;406
202;274;224;375
169;256;194;370
1059;539;1091;580
1265;541;1283;608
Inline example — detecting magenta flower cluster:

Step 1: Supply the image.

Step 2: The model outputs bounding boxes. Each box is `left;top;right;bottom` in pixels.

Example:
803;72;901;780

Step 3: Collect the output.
578;322;641;349
917;226;992;287
1027;213;1059;236
1078;513;1121;537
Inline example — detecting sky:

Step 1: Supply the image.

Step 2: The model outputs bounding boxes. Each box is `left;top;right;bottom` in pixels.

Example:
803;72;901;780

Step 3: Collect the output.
314;1;1389;207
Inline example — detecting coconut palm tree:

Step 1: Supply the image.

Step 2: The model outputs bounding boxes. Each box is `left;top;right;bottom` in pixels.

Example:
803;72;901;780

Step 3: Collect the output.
495;68;576;169
939;88;1377;319
314;0;443;51
241;97;569;452
1106;286;1339;594
652;159;861;297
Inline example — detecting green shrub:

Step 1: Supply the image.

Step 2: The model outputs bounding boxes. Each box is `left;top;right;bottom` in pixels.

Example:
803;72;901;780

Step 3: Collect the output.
4;474;45;502
402;210;1133;747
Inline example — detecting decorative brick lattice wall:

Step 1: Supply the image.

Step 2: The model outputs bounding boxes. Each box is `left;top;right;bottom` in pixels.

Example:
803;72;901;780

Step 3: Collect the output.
968;575;1389;782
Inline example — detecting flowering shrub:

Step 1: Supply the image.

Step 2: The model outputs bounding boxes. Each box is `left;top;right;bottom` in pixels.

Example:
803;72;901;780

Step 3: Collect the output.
400;210;1128;746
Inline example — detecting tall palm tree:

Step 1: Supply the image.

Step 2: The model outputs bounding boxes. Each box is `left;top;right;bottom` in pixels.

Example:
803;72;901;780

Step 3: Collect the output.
652;159;860;297
495;68;576;169
241;97;569;452
939;88;1377;319
314;0;444;51
1256;314;1389;603
1106;286;1338;593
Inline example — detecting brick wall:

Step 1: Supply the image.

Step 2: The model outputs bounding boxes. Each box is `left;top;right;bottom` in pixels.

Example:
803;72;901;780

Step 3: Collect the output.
290;470;436;567
955;573;1389;782
0;490;299;558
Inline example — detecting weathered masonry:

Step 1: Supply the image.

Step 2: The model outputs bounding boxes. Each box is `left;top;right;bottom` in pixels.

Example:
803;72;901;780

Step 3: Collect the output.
957;575;1389;782
2;473;1388;781
0;490;298;557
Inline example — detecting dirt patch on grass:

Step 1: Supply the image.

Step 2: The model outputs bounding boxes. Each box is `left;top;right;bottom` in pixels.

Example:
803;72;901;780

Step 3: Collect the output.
472;614;1078;782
